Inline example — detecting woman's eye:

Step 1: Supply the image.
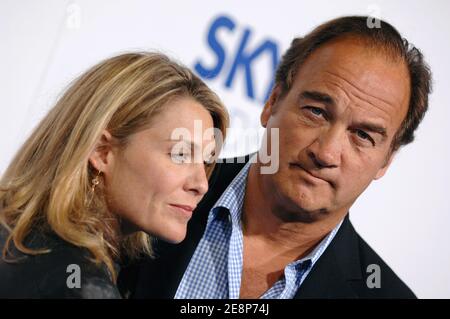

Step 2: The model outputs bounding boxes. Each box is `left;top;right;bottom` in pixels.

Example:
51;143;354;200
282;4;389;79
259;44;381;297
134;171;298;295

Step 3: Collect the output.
203;160;213;167
202;153;216;167
170;152;190;163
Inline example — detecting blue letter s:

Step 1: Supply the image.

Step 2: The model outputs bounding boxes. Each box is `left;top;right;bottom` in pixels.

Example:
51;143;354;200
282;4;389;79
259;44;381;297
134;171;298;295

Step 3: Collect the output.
194;15;235;79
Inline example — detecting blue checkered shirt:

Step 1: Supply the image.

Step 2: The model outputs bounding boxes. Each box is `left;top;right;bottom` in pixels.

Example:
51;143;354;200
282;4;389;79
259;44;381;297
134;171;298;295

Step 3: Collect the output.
175;158;343;299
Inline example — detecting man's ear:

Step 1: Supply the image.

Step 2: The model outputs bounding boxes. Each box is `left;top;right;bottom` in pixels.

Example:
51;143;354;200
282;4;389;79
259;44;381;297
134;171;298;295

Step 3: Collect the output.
88;130;116;174
374;150;397;180
261;85;282;128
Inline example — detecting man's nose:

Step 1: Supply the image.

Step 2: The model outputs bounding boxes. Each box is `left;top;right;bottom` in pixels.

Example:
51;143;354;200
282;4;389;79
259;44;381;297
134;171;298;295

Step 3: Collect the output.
307;127;343;169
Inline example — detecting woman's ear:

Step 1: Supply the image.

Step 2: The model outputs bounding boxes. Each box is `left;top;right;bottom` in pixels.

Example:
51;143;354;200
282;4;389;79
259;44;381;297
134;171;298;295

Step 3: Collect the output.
88;130;116;174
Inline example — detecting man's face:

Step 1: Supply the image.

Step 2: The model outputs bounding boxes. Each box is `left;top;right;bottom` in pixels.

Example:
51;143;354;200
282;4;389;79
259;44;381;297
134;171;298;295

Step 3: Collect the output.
260;37;410;222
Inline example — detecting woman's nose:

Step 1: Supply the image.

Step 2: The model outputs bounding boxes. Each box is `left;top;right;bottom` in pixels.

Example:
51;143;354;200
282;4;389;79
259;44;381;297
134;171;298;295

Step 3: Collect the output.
186;163;209;196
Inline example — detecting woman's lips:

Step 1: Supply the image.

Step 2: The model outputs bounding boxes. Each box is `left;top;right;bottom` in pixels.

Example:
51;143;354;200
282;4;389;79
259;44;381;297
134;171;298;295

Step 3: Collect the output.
169;204;195;219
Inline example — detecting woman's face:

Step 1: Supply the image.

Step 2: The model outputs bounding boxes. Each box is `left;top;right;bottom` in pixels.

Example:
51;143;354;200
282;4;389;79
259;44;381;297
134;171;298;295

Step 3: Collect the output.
99;97;216;243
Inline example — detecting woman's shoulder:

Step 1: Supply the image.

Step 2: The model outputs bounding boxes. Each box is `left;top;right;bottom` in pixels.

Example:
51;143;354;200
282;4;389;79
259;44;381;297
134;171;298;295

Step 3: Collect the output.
0;228;121;298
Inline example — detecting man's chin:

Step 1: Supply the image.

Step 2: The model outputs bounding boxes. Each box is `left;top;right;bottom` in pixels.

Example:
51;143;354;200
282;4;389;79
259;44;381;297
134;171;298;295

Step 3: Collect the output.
275;202;330;224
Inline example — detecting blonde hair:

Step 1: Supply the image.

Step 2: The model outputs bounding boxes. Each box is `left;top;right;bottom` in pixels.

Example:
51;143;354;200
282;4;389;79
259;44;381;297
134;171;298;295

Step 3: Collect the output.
0;52;229;282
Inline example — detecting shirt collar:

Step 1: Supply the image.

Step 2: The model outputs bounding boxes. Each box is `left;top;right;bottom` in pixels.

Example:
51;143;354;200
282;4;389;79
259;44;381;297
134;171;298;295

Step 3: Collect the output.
208;155;254;225
208;154;343;265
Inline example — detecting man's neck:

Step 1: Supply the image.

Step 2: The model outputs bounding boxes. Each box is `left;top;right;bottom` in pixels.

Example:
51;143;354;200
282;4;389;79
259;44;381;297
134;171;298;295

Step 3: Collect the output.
239;158;349;298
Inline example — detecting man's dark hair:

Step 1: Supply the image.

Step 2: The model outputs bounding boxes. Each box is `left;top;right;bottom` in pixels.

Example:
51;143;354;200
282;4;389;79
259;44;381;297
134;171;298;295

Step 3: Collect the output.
275;16;432;152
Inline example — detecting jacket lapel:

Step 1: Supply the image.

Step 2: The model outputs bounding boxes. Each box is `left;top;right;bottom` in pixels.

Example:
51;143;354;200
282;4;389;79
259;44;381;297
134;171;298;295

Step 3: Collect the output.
294;214;363;298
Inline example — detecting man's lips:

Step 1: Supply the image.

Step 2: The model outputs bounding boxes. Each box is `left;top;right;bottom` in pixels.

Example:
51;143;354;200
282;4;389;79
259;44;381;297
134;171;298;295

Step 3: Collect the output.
289;162;335;187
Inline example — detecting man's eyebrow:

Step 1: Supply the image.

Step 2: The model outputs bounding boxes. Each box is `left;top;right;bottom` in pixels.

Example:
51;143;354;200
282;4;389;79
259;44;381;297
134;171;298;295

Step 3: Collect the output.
299;90;336;106
299;91;389;139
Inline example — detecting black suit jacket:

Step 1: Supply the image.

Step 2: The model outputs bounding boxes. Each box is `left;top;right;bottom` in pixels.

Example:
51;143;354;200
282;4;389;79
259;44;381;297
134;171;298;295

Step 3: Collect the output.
0;228;121;298
118;155;416;299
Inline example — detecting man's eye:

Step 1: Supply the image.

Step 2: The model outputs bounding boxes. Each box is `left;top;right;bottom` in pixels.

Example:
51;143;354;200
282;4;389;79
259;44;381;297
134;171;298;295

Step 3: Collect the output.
355;129;375;146
305;106;326;117
356;130;369;139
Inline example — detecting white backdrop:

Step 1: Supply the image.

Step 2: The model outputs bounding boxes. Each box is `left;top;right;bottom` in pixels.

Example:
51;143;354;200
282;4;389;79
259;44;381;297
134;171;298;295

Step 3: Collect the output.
1;0;449;298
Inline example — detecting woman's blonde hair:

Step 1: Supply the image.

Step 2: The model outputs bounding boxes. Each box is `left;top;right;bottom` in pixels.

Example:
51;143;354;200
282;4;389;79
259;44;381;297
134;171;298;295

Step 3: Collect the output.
0;52;229;282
